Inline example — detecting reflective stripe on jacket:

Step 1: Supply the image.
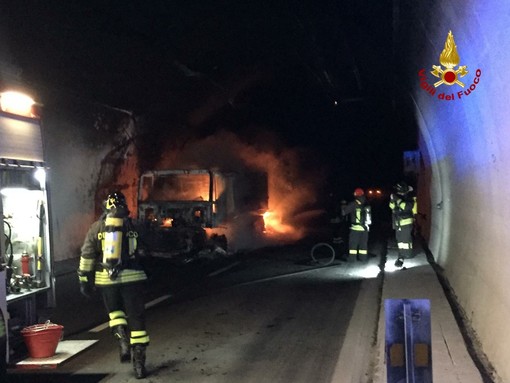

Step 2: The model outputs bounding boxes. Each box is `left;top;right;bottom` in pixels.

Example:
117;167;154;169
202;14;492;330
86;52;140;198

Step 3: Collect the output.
342;198;371;232
79;217;147;286
390;196;417;227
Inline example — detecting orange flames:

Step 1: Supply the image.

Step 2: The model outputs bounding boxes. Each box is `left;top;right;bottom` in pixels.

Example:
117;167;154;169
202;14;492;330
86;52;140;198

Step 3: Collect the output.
262;210;296;236
120;130;322;249
161;218;173;227
238;143;317;242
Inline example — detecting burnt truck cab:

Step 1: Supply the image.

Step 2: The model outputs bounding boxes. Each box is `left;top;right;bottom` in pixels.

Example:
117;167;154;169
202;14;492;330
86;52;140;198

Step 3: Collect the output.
136;169;268;257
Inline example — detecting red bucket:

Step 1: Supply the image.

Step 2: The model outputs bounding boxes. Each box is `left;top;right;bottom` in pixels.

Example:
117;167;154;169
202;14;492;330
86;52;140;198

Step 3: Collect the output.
21;321;64;358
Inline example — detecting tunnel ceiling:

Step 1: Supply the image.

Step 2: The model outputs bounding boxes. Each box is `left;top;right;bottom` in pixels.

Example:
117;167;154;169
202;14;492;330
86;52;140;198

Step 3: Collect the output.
2;1;416;189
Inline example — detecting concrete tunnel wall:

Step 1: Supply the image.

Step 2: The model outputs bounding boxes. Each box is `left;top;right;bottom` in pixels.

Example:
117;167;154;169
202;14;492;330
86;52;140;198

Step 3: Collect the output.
400;1;510;380
39;97;137;263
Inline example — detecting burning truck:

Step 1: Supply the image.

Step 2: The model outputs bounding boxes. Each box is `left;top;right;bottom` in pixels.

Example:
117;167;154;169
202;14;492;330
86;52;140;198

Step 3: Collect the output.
136;169;268;258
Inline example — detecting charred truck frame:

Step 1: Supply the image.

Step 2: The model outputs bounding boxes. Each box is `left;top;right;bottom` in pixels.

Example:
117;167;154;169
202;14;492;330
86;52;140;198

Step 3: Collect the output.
0;91;55;364
137;169;268;257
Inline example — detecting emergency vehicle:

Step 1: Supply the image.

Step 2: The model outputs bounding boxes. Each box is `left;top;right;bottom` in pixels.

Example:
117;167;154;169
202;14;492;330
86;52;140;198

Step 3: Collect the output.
0;91;55;363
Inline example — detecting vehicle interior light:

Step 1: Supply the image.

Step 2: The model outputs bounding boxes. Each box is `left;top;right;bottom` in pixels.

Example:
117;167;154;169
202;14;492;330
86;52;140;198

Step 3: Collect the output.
34;168;47;189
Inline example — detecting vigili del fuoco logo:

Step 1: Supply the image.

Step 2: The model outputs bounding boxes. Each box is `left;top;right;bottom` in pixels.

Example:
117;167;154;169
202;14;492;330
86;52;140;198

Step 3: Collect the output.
418;30;481;101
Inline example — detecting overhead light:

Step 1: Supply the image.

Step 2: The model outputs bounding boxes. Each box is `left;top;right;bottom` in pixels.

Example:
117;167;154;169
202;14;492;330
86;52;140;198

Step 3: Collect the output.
0;91;36;117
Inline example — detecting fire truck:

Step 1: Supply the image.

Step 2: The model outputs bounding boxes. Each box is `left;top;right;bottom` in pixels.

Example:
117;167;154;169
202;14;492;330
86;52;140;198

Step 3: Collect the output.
0;91;55;363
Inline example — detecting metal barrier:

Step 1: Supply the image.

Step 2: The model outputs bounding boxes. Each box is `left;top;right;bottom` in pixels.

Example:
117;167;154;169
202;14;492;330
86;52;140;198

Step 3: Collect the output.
385;299;432;383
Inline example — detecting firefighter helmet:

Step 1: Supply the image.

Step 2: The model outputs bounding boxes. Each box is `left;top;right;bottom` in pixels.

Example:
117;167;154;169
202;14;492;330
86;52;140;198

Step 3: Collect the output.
353;188;364;197
105;191;127;211
395;181;412;195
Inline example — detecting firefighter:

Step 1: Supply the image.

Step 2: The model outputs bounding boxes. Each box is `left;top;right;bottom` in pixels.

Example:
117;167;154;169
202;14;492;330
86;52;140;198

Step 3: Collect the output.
342;188;372;262
78;191;150;379
389;181;418;267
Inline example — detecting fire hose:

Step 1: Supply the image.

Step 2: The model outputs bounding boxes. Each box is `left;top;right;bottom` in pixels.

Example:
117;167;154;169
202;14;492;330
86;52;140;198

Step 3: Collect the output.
2;220;14;287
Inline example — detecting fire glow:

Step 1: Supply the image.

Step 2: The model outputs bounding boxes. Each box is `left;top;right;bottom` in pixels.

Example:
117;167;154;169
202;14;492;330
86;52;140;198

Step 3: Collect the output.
161;218;173;227
262;210;295;235
238;141;315;242
120;130;322;249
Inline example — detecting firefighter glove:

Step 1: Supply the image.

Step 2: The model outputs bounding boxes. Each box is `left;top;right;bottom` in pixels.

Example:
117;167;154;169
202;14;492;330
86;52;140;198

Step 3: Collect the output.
80;281;94;299
78;271;95;298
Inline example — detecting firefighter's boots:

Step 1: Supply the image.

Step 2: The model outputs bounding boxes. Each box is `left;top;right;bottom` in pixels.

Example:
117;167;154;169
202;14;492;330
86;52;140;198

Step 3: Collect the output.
113;325;131;363
133;344;147;379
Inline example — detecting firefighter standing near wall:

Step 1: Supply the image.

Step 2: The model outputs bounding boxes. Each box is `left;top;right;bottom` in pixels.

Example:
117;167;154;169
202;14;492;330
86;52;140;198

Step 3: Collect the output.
389;181;418;268
342;188;372;262
78;191;150;379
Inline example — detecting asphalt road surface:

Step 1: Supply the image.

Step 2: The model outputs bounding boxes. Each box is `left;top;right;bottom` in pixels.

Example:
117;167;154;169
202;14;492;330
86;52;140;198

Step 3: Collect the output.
8;238;386;383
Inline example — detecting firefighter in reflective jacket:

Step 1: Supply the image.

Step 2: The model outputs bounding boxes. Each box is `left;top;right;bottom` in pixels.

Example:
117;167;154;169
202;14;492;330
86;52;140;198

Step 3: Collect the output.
389;181;418;268
342;188;372;262
78;191;149;379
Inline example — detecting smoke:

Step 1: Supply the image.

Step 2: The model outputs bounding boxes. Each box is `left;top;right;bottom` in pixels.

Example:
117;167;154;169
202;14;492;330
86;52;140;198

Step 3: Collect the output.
154;129;326;250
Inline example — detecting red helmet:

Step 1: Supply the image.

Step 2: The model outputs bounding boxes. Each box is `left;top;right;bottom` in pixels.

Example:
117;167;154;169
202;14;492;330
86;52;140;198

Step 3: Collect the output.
353;188;364;197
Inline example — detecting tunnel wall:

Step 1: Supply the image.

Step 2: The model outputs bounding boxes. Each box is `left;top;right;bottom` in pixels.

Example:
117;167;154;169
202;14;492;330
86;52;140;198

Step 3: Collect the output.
40;96;136;263
400;1;510;380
